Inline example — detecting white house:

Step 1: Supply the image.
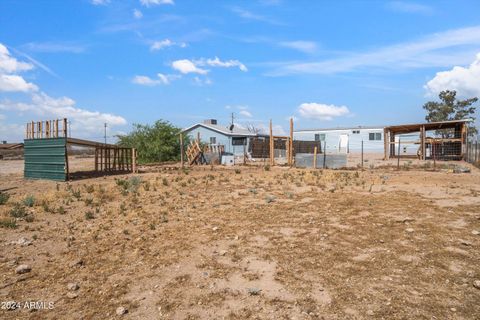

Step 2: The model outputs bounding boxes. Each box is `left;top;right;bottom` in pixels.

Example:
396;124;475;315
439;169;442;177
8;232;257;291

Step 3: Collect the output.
182;119;257;155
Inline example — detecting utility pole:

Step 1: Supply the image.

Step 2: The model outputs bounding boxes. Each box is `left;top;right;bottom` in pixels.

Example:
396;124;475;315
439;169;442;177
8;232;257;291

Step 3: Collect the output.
68;121;72;137
104;123;107;144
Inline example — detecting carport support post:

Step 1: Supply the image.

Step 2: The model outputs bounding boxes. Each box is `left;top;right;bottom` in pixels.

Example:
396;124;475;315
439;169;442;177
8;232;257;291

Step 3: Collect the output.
421;125;426;161
397;138;401;170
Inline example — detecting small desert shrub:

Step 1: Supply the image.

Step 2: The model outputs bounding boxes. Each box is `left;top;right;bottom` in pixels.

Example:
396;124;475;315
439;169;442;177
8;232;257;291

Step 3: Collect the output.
265;195;276;203
84;198;94;206
162;178;169;186
85;211;94;220
234;169;241;174
143;181;150;191
72;189;81;200
264;165;270;171
85;184;95;193
24;215;34;223
57;206;66;214
41;201;53;213
0;218;17;229
23;195;35;207
160;213;169;223
9;203;28;218
119;203;126;215
0;192;10;205
116;176;142;194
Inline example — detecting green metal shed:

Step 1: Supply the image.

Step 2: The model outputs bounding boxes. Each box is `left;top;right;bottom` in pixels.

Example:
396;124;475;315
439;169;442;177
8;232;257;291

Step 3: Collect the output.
24;138;67;181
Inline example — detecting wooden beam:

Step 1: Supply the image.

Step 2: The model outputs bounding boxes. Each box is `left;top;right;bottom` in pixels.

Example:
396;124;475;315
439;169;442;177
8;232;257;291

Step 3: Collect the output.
383;128;388;160
289;117;294;166
269;119;274;166
313;146;317;169
132;148;137;173
180;133;184;168
421;125;426;160
63;118;67;137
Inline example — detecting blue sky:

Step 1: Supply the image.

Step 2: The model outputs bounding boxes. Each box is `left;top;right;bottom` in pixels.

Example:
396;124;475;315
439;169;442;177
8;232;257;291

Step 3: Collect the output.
1;0;480;142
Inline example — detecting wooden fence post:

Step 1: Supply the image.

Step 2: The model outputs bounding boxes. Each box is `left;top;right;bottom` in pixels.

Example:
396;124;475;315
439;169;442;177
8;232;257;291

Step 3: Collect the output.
132;148;137;173
313;146;317;169
269;119;274;166
180;133;184;168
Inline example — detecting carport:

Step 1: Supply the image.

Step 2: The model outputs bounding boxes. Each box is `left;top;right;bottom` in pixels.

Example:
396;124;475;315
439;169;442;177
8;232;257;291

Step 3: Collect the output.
383;119;471;161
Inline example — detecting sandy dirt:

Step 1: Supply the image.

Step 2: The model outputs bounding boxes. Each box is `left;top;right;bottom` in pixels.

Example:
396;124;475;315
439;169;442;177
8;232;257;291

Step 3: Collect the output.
0;160;479;319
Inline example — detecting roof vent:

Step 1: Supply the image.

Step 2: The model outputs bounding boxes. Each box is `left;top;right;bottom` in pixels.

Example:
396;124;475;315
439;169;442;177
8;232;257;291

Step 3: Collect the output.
203;119;217;125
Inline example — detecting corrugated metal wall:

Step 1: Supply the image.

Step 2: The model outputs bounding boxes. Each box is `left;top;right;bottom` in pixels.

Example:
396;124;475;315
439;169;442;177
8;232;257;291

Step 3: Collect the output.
24;138;67;181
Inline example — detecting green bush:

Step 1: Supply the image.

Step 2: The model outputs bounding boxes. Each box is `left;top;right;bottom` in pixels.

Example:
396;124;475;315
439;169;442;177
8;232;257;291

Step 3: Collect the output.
0;192;9;205
117;120;187;164
23;195;35;207
0;218;17;229
85;211;94;220
9;203;28;218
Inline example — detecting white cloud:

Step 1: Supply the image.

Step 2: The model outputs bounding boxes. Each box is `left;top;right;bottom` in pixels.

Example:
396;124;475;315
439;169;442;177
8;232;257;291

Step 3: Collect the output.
0;74;38;92
279;41;317;54
387;1;434;14
239;110;253;118
22;42;86;54
132;73;177;86
424;53;480;98
196;57;248;72
91;0;110;5
0;41;127;139
256;122;286;135
298;103;350;121
193;76;212;86
0;44;37;92
231;7;280;25
150;39;186;51
0;93;127;136
172;59;208;75
0;44;33;73
140;0;174;7
271;26;480;75
133;9;143;19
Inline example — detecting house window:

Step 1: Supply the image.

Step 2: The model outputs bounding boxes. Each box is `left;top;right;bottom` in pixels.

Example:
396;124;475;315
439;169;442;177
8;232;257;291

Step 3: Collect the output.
352;130;360;134
209;137;216;144
369;132;382;141
232;137;246;145
314;133;326;141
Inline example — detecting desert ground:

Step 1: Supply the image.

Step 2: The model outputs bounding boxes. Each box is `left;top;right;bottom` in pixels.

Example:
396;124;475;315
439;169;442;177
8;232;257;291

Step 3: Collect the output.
0;158;479;319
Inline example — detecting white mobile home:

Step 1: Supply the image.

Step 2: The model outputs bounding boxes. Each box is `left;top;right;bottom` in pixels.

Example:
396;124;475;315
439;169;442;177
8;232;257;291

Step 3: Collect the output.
294;126;385;153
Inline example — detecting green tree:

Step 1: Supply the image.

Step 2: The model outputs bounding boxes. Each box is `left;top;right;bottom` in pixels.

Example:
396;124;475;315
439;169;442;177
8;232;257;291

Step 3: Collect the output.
117;120;185;164
423;90;477;137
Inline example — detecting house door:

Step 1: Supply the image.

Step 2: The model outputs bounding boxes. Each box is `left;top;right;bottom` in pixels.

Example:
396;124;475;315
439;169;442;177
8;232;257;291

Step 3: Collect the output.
339;134;349;153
